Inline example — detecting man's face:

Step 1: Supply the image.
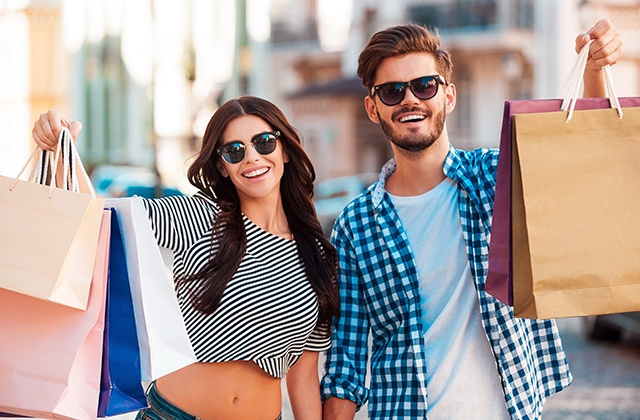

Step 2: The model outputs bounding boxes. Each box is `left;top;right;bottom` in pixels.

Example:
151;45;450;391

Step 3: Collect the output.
364;53;456;155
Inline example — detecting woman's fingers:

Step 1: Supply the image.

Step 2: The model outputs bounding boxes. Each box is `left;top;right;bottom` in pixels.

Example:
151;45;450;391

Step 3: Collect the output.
68;121;83;141
32;111;59;151
32;110;82;151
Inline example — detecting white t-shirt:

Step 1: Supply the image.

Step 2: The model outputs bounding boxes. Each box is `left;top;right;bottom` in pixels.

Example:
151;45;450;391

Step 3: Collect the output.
389;178;509;419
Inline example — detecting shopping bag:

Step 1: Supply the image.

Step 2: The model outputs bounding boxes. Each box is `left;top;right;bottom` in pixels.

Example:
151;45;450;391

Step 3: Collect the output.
0;128;104;310
485;96;640;306
0;210;111;420
510;105;640;319
105;196;196;381
486;42;640;306
97;208;147;417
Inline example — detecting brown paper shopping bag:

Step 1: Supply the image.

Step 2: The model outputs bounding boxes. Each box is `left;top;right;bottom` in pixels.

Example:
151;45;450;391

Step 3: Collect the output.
511;106;640;319
0;128;104;310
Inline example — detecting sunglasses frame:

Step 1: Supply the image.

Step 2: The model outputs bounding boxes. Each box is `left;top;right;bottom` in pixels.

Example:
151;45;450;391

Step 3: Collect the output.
216;130;281;164
371;74;447;106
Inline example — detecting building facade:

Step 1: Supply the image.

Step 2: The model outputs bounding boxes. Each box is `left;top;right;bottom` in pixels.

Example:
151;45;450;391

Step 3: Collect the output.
2;0;639;186
269;0;640;181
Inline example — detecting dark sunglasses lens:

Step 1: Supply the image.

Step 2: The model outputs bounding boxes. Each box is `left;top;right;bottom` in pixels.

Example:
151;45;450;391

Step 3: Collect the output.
378;83;406;105
253;133;278;155
220;143;245;164
410;77;438;100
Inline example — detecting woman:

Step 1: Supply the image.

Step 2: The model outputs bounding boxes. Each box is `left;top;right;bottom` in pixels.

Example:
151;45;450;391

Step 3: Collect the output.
32;96;340;420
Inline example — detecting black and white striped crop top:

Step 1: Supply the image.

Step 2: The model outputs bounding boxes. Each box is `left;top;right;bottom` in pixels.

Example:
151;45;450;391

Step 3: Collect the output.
142;192;330;378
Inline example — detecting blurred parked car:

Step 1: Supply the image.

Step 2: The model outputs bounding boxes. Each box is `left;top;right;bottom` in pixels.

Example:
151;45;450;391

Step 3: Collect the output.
91;164;183;198
314;173;378;236
584;312;640;342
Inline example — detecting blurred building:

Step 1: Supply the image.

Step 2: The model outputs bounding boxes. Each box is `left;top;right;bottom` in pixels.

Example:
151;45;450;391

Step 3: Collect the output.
0;0;240;194
0;1;68;177
268;0;640;181
2;0;639;186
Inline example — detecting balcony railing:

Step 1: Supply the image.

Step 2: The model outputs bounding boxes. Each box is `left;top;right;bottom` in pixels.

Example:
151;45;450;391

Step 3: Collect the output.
408;0;533;31
271;21;319;45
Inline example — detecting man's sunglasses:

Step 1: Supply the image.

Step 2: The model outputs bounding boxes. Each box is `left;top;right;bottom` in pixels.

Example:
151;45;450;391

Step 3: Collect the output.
216;131;281;164
371;74;447;106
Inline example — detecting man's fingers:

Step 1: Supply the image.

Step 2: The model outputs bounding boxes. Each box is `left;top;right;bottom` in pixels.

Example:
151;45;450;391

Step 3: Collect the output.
590;29;623;66
575;33;591;54
577;19;623;69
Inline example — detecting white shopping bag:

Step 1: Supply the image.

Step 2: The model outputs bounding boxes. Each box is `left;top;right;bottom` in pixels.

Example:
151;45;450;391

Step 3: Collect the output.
0;129;104;310
105;197;196;381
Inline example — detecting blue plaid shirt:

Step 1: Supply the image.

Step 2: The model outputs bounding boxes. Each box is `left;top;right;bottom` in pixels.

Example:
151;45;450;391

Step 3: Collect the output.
321;146;572;419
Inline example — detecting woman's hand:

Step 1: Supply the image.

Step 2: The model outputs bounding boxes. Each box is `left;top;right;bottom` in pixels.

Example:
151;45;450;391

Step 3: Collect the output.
32;110;83;151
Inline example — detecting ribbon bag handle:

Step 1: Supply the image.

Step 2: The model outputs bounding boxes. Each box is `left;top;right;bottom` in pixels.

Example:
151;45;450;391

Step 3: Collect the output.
10;127;96;197
558;39;623;122
31;132;75;191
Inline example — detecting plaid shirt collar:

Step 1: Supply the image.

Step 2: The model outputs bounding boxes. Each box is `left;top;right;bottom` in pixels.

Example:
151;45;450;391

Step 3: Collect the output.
371;144;462;209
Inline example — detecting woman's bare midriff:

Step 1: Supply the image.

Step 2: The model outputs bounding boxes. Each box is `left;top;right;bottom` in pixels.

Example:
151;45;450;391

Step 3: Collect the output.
154;360;282;420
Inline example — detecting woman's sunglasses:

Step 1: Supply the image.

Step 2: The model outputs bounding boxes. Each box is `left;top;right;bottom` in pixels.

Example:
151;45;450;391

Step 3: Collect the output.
371;74;447;106
216;131;281;164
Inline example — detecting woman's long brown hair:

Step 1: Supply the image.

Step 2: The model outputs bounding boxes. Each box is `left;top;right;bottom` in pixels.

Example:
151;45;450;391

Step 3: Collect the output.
182;96;339;329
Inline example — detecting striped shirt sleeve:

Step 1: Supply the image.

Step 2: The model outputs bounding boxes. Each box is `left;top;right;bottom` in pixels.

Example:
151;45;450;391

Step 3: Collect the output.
140;194;218;253
305;322;331;352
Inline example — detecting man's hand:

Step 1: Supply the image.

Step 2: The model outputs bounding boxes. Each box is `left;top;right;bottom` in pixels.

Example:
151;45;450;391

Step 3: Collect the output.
575;19;623;98
576;19;623;71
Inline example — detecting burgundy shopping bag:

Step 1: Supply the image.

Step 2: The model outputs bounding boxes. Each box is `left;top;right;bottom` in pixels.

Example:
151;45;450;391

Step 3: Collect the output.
486;97;640;306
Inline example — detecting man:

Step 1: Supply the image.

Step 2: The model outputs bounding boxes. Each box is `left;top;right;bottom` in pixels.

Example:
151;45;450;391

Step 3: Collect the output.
321;19;622;419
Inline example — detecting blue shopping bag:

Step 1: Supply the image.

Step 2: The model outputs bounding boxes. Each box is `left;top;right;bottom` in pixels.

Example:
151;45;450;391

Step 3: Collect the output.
97;208;147;417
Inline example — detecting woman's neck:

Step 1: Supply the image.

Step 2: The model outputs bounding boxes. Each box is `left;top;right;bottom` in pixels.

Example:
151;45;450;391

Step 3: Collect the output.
240;195;292;239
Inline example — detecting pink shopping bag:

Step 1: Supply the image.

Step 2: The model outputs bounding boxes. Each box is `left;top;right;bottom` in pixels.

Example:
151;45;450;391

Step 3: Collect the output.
0;210;111;420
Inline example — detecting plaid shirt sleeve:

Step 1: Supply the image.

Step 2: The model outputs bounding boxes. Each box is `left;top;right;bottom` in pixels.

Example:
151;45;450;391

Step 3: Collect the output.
320;210;371;409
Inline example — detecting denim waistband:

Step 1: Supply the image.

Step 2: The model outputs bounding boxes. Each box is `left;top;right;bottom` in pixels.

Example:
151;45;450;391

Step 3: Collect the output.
137;381;282;420
137;382;200;420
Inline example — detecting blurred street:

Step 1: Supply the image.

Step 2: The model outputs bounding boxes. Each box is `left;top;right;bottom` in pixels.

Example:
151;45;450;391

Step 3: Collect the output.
281;317;640;419
542;317;640;420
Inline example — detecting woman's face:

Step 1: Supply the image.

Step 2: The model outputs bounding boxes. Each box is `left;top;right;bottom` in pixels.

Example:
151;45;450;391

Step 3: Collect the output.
216;115;288;205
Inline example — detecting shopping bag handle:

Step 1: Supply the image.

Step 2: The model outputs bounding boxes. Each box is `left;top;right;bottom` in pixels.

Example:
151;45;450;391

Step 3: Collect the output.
559;39;623;122
31;129;81;192
9;128;97;198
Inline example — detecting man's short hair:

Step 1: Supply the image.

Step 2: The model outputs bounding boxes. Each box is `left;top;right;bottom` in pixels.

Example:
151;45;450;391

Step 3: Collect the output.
357;23;453;92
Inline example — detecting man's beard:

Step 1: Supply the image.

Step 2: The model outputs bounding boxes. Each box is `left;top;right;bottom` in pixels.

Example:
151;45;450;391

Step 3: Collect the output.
378;106;446;153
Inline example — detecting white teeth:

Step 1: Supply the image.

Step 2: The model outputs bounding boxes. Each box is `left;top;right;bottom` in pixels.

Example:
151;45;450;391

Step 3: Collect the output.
399;115;425;122
244;167;269;178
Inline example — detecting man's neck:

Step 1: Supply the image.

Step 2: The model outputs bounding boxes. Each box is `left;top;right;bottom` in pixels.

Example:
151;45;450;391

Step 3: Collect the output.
385;136;450;197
